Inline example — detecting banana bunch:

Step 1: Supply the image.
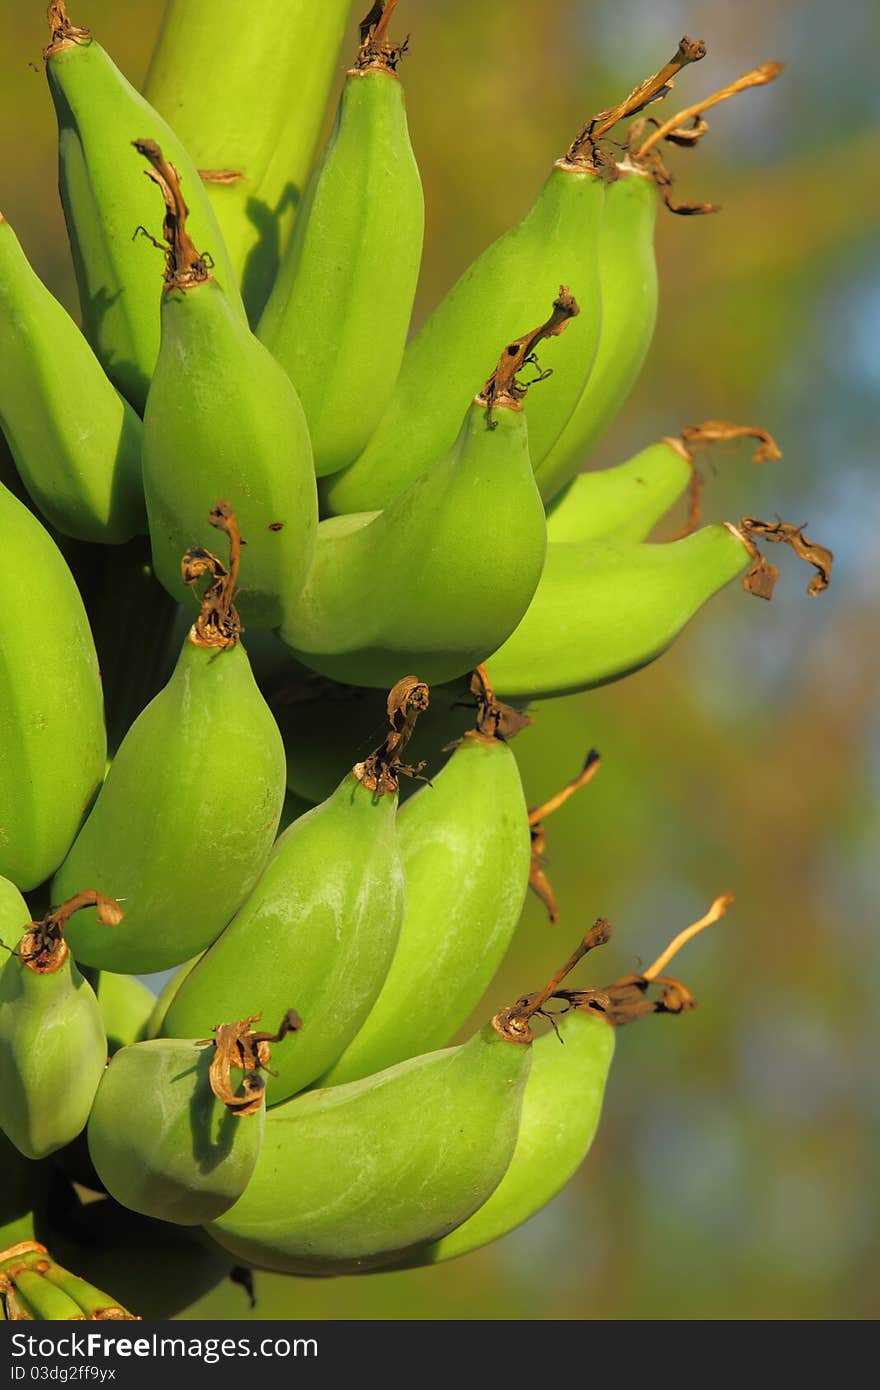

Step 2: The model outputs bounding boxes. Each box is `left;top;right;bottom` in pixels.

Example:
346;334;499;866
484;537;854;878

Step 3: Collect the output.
0;1;833;1318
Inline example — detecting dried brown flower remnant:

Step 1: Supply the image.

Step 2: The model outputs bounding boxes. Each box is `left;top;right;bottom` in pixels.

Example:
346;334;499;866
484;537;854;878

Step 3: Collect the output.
468;665;532;744
355;1;408;73
479;289;579;425
183;500;242;649
739;517;833;598
202;1011;302;1117
528;751;602;923
567;35;707;165
493;919;612;1045
44;1;90;58
355;675;430;794
12;892;123;975
133;138;212;290
672;420;782;538
555;893;733;1027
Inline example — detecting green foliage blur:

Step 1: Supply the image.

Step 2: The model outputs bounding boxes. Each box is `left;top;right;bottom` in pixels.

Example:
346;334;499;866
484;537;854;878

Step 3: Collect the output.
1;0;878;1320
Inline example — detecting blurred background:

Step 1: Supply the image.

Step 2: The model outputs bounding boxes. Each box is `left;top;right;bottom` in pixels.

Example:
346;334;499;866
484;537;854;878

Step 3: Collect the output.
1;0;878;1320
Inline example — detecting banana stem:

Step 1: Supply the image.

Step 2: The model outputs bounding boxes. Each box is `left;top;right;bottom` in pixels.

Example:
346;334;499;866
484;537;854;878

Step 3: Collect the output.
637;62;783;159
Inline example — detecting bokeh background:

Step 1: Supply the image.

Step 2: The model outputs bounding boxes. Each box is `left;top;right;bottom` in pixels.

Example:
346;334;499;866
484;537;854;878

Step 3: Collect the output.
2;0;878;1319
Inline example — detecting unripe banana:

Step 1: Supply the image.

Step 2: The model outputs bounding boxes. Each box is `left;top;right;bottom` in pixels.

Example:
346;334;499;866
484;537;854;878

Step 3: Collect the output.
44;2;244;414
281;303;576;688
259;3;424;477
0;892;120;1161
95;971;154;1054
53;507;286;973
144;0;352;322
547;436;692;545
138;141;316;628
321;670;532;1087
87;1012;298;1226
487;506;831;702
2;1265;84;1320
207;940;601;1275
391;896;731;1267
546;423;781;546
413;1006;614;1264
163;679;427;1102
0;1245;137;1317
536;52;783;503
485;523;758;703
320;139;604;515
535;163;658;503
0;214;144;544
0;1242;137;1320
0;484;106;891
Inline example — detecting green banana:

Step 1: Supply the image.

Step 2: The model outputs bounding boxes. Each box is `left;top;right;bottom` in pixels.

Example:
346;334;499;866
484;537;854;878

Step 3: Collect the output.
281;303;574;688
408;1005;615;1265
0;1241;137;1320
258;2;424;477
390;895;729;1267
95;971;154;1054
321;670;532;1087
535;161;659;503
144;0;352;322
138;140;316;629
163;679;426;1103
206;948;593;1276
547;434;692;545
486;505;832;702
484;522;757;703
546;422;781;545
3;1265;84;1320
44;2;245;413
0;483;106;892
0;892;120;1161
88;1012;298;1226
536;52;783;503
53;506;287;973
0;214;144;543
320;130;605;516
